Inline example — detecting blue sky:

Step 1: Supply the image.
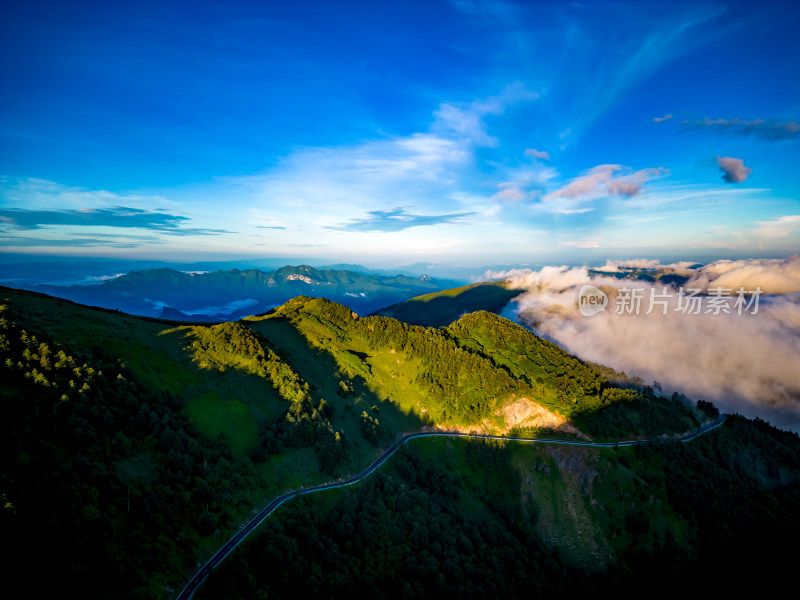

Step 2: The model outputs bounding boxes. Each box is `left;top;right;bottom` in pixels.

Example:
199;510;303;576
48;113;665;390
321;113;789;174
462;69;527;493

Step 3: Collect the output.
1;0;799;268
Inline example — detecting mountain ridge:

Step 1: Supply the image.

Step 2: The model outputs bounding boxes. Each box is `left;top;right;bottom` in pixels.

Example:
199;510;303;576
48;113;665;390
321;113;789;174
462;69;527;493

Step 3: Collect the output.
372;280;523;327
2;286;798;598
4;264;460;321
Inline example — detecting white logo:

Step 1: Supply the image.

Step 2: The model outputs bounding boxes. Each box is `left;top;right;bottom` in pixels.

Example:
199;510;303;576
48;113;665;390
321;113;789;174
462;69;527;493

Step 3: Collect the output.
578;285;608;316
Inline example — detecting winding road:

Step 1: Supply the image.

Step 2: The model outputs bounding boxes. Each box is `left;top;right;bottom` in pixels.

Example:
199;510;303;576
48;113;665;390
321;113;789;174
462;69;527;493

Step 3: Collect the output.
176;413;727;599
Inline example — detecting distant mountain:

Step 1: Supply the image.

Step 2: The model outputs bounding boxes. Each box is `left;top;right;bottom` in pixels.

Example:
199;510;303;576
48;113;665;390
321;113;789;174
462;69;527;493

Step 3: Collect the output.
372;281;524;327
314;263;383;275
587;264;703;286
6;264;460;319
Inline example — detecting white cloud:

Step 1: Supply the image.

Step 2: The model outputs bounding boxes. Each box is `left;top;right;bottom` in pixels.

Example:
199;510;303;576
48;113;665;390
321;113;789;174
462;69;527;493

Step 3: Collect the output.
432;104;499;147
545;164;623;200
594;258;664;272
220;84;544;256
689;256;800;295
533;164;667;216
0;176;174;211
543;164;667;203
559;238;601;248
491;185;530;204
500;260;800;431
526;148;551;160
432;82;539;147
705;215;800;252
592;257;800;294
752;215;800;240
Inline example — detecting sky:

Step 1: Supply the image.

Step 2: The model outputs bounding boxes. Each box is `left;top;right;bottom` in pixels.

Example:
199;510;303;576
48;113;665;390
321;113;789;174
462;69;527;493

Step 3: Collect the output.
1;0;799;268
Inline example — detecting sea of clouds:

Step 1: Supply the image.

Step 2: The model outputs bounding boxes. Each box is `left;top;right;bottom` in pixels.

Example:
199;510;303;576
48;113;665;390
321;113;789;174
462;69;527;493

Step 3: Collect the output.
495;256;800;431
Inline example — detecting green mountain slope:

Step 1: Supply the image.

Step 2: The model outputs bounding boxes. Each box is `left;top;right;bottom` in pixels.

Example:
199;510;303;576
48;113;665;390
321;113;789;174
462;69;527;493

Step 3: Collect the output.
257;297;703;437
200;419;800;598
2;286;798;598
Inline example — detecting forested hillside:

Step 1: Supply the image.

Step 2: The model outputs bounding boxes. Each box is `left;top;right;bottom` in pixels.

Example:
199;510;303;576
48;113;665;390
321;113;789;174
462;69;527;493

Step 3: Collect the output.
2;286;797;598
200;418;800;598
258;296;704;437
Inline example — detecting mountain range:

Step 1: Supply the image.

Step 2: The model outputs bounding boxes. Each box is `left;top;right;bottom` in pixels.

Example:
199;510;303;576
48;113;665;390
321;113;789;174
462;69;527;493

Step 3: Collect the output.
3;264;459;320
2;285;798;598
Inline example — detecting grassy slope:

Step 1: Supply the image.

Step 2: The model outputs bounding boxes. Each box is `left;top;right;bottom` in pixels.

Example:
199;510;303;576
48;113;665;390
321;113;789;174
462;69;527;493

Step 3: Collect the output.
251;297;564;429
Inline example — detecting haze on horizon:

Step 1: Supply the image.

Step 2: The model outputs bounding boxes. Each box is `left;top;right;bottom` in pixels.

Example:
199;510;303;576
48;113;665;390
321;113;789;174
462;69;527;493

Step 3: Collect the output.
1;0;799;268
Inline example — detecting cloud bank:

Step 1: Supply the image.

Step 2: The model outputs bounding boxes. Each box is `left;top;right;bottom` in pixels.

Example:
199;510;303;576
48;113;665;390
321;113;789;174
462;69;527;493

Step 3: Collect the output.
688;256;800;295
499;256;800;431
591;256;800;295
594;258;666;272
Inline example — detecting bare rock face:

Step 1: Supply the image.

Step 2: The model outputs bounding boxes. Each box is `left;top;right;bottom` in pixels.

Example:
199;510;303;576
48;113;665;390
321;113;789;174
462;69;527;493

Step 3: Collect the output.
502;398;589;439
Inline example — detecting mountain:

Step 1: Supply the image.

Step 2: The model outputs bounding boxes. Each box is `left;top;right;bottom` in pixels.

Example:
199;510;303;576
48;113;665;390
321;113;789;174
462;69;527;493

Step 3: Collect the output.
372;280;524;327
587;263;703;285
2;286;798;598
5;264;460;319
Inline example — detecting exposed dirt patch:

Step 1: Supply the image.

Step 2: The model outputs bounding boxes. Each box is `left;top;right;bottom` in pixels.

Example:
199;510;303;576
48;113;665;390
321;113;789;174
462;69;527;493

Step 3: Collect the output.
501;397;590;439
426;418;498;435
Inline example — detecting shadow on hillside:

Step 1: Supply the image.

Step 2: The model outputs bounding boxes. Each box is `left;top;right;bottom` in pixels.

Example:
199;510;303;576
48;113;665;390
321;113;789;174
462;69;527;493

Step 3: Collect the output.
244;315;429;458
376;284;524;327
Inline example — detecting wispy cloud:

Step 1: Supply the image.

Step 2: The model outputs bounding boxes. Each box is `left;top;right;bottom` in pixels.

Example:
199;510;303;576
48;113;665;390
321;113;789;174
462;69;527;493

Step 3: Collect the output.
716;156;752;183
490;152;559;205
0;177;177;210
432;83;539;147
545;164;666;200
329;207;476;233
664;116;800;141
491;183;535;204
0;207;229;236
0;235;154;248
559;238;601;248
752;215;800;240
229;85;540;237
702;215;800;251
546;2;730;147
525;148;550;160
